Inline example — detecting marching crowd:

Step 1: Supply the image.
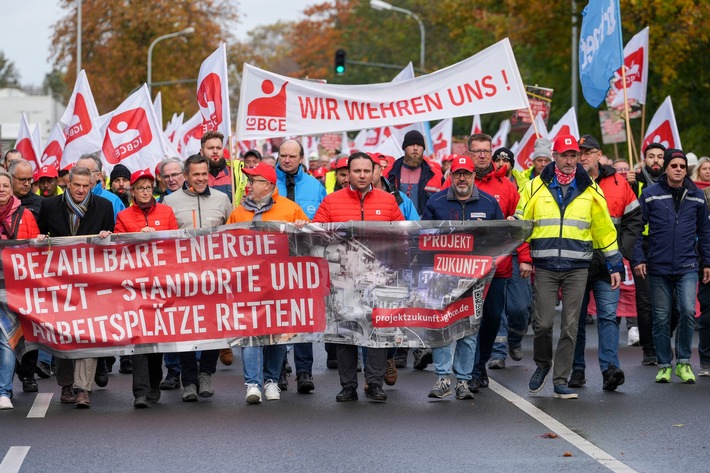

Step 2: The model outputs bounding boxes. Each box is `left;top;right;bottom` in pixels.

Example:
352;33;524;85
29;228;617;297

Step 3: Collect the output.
1;128;709;410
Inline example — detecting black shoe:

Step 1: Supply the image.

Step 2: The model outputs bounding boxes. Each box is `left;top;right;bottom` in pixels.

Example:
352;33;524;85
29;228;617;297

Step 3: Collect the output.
394;348;408;368
21;377;38;393
586;314;595;324
478;366;489;388
133;396;150;409
568;369;586;388
159;370;180;390
642;350;657;365
147;387;161;403
336;386;358;402
467;378;481;393
119;357;132;374
326;358;338;369
94;359;109;388
278;366;289;391
35;361;52;379
413;348;433;370
296;373;314;394
365;383;387;402
394;357;407;369
602;365;625;391
105;356;116;373
284;360;292;374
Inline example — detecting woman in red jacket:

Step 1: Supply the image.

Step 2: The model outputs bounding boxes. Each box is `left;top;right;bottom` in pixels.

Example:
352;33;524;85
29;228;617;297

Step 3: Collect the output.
0;170;40;410
114;169;178;408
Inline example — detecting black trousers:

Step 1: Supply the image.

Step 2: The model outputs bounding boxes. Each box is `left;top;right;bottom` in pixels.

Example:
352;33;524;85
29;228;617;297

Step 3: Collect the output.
337;345;386;388
132;353;163;397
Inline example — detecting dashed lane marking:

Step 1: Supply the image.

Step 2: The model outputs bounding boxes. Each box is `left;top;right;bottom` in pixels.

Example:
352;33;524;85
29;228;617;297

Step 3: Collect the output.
27;393;53;418
488;379;637;473
0;447;30;473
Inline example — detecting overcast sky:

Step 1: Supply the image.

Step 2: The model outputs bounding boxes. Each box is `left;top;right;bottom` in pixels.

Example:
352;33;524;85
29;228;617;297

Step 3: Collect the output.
0;0;316;88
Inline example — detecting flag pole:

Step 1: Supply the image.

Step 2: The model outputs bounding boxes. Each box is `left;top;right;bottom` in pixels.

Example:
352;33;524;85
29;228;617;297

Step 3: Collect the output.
639;103;647;158
527;105;540;138
229;134;238;209
620;66;635;165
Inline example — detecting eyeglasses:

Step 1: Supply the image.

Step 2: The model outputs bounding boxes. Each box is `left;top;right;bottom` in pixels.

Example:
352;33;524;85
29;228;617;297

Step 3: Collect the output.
582;149;600;156
669;163;687;170
12;175;33;184
133;186;154;193
161;172;182;181
452;171;473;179
247;177;270;185
467;149;491;156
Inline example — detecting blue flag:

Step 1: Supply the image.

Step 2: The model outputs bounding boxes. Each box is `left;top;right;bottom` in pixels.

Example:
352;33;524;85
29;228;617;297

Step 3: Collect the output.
578;0;623;108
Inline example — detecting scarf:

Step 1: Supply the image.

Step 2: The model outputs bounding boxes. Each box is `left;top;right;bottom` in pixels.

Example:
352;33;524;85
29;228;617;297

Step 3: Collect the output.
285;173;296;201
135;197;156;217
65;192;91;236
0;195;21;240
475;163;494;179
640;165;661;185
241;191;275;221
554;164;577;186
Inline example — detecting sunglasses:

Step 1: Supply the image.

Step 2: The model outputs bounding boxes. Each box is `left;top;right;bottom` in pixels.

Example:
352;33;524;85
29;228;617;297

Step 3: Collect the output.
669;163;686;170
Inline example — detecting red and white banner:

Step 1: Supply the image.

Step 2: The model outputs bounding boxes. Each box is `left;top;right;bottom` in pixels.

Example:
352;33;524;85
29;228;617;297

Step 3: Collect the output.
491;119;511;150
14;114;40;170
430;118;452;163
3;230;330;352
340;131;351;155
374;134;403;161
164;112;183;148
610;27;649;107
178;112;205;158
39;124;66;169
59;70;104;168
100;84;168;173
197;44;231;140
548;107;580;145
470;114;482;135
511;113;548;171
237;39;528;139
642;96;682;152
153;91;163;126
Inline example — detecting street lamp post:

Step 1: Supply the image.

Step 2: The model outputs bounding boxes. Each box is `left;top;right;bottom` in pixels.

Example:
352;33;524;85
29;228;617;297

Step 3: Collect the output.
370;0;425;72
147;27;195;98
77;0;82;76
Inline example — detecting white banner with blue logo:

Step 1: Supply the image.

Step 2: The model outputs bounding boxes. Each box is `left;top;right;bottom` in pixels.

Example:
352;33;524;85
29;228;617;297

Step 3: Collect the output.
578;0;623;107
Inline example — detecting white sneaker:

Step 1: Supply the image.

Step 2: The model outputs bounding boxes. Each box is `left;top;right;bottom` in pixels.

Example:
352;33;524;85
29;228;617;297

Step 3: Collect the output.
698;366;710;377
264;380;281;401
627;326;640;346
0;396;13;410
245;384;262;404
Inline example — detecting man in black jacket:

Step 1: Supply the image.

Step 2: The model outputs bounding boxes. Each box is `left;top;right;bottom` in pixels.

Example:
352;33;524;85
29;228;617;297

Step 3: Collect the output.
37;166;115;409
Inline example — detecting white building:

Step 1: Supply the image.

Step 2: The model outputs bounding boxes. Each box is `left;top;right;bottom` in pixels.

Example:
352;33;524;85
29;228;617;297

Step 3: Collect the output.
0;88;66;154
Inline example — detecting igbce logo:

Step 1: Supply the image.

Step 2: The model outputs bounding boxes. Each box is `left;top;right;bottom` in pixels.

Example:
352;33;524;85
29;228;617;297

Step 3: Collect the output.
102;108;152;164
197;73;223;132
65;93;92;145
40;141;62;168
245;79;288;132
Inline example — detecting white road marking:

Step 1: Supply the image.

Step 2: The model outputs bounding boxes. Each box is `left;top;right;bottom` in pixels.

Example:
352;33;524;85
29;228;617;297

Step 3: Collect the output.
0;447;30;473
488;379;637;473
27;393;53;418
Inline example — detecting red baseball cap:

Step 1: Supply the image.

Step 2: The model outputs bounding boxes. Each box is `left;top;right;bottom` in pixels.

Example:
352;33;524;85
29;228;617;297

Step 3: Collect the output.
442;154;456;163
553;134;580;153
243;162;277;184
36;166;59;179
450;155;474;173
335;157;349;170
312;167;327;178
130;169;155;185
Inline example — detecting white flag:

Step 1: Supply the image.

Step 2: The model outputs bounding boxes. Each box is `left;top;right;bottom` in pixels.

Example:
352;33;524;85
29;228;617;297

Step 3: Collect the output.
14;114;40;170
491;119;511;150
610;27;649;107
430;118;453;163
470;114;482;135
642;96;681;152
510;114;548;171
548;107;580;144
39;123;66;169
197;44;231;140
59;70;104;167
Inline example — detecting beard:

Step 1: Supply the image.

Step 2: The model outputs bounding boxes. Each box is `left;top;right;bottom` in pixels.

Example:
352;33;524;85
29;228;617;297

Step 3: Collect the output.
645;165;662;178
210;157;227;169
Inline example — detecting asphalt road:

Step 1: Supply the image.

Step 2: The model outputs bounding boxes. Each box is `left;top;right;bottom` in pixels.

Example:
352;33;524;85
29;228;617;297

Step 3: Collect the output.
2;322;709;473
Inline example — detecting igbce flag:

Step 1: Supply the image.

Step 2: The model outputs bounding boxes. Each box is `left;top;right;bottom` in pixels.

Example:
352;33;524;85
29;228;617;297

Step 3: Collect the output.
59;70;103;167
197;44;231;140
642;96;682;152
237;38;529;139
610;26;649;107
548;107;580;145
579;0;623;107
14;114;40;169
39;124;66;169
100;84;168;173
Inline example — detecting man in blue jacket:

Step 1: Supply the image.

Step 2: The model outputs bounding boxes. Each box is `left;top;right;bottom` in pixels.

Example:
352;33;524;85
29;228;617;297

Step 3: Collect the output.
275;139;326;394
632;148;710;384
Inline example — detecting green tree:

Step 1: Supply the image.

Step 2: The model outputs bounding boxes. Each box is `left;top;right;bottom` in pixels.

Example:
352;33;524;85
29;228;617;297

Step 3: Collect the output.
0;51;21;88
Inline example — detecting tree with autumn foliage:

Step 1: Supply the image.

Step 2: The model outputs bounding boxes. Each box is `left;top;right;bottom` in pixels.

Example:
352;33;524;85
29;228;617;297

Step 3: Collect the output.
50;0;238;124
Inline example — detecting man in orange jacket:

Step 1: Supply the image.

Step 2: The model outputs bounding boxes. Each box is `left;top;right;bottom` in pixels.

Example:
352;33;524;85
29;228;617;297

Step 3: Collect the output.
314;152;404;402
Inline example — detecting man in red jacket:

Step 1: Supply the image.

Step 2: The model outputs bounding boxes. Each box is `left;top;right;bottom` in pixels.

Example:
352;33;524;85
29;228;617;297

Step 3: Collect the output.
313;152;404;402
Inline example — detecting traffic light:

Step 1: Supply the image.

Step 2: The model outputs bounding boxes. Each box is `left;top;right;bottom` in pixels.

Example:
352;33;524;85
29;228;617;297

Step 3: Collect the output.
334;49;346;75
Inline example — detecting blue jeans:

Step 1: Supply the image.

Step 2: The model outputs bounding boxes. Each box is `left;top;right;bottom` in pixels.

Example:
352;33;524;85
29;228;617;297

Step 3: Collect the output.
697;281;710;366
163;352;181;373
242;345;288;388
491;256;532;359
293;343;313;375
432;335;476;381
649;273;698;368
573;280;621;372
0;330;15;397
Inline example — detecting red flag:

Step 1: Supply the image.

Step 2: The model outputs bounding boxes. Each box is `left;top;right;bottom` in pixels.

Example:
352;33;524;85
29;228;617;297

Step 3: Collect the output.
39;124;66;169
431;118;452;163
642;96;682;152
491;119;511;150
14;114;40;169
548;107;580;145
197;44;231;139
511;114;548;171
60;70;104;167
470;114;482;135
610;27;649;107
178;112;204;158
100;84;168;173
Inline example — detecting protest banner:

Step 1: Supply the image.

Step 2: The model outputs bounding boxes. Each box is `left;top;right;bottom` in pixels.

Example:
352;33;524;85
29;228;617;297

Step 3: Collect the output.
1;220;531;359
236;39;529;139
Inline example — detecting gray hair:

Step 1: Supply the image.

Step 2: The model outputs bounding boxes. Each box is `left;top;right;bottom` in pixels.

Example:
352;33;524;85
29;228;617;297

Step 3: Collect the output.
68;166;93;182
78;152;103;172
159;157;184;176
7;158;32;176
